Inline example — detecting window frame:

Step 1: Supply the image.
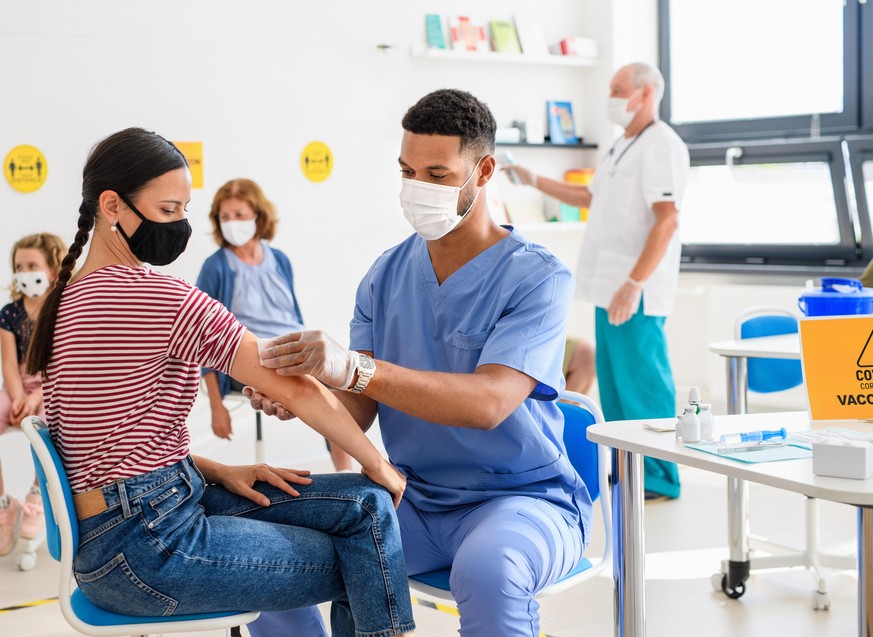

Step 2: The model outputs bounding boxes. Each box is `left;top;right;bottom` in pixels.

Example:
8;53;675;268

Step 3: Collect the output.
845;136;873;263
680;138;859;270
658;0;861;143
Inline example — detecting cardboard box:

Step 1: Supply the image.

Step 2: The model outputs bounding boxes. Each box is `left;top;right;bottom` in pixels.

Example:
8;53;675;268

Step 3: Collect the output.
812;440;873;480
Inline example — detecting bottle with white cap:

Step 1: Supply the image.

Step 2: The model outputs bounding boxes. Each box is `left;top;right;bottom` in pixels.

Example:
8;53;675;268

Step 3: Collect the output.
688;386;702;414
679;404;701;443
698;403;714;441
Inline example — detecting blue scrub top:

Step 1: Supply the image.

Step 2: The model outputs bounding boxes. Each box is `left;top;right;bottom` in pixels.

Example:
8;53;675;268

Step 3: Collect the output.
350;228;592;537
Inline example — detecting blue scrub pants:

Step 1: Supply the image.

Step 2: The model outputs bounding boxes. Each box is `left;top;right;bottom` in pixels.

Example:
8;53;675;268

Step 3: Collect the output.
247;607;327;637
251;495;584;637
400;495;583;637
595;306;681;498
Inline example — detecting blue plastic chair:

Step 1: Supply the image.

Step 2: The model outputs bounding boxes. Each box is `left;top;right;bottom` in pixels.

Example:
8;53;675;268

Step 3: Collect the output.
407;390;612;602
21;416;259;637
736;307;803;394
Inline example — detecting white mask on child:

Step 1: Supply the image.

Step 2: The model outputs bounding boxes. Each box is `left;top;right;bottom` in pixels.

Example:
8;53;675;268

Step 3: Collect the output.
220;219;258;247
14;271;51;298
400;158;483;241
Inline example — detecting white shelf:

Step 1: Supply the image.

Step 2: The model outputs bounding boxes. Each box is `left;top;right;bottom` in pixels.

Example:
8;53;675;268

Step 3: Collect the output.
410;45;597;68
513;222;586;233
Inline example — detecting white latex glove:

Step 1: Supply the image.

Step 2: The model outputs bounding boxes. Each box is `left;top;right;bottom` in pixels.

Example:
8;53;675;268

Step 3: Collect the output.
259;330;357;390
502;164;538;187
607;280;643;327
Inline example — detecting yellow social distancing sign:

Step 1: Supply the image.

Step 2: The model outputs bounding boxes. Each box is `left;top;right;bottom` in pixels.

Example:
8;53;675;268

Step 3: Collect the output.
800;315;873;420
173;142;204;189
300;141;333;183
4;145;48;193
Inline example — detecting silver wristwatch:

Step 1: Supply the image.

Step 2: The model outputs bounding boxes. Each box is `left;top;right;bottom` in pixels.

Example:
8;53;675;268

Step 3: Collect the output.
348;352;376;394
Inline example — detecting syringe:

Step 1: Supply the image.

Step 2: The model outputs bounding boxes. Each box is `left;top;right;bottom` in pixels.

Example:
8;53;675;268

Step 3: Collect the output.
719;427;787;445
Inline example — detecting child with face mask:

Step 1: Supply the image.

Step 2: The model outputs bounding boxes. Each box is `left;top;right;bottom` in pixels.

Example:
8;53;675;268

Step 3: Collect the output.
0;232;66;557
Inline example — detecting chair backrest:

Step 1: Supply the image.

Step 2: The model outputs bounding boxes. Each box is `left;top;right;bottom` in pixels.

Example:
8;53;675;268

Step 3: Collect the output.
22;416;76;563
557;391;603;502
735;307;803;394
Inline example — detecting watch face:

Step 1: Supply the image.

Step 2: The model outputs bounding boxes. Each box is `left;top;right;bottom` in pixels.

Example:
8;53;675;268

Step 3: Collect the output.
359;355;376;373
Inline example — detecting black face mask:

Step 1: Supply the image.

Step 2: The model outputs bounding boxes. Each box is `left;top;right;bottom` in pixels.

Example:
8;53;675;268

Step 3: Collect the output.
116;193;192;266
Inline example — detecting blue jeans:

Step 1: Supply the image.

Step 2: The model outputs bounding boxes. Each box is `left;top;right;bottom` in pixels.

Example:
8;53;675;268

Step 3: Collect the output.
72;456;414;637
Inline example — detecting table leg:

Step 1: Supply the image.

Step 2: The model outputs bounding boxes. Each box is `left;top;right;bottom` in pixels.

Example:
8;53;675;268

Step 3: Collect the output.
724;356;751;595
859;506;872;637
725;356;748;415
612;447;646;637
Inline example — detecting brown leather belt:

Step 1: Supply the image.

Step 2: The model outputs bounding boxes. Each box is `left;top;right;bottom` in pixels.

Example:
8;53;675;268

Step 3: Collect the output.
73;488;108;520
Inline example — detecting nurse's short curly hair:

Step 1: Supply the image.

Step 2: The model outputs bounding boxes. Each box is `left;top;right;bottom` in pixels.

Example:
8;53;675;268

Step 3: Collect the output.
401;89;496;159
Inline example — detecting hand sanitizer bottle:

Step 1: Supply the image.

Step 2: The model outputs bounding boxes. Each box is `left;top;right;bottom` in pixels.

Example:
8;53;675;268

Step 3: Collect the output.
679;405;700;443
698;403;714;441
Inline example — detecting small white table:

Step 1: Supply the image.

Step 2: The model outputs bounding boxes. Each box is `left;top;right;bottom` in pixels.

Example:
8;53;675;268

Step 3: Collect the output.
708;333;801;414
588;411;873;637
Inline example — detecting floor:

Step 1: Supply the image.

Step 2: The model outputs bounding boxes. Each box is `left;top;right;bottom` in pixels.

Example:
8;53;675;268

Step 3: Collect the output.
0;413;861;637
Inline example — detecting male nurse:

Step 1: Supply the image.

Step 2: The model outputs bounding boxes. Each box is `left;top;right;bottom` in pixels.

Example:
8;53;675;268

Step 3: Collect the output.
250;88;591;637
506;62;690;500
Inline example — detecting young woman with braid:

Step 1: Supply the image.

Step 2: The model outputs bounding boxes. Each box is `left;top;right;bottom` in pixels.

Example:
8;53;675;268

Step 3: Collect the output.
24;127;414;636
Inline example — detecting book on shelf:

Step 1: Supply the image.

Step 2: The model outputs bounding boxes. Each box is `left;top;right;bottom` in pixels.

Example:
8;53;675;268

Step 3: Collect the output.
450;16;488;52
489;20;522;53
425;14;447;49
549;37;598;58
546;100;579;145
513;13;549;56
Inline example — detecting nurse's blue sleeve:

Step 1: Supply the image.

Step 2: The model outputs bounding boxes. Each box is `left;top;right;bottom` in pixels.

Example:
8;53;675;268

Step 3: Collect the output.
349;269;375;353
477;266;573;401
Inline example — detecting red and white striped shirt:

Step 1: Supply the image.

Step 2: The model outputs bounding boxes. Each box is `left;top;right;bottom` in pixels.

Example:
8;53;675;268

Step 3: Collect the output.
44;265;246;493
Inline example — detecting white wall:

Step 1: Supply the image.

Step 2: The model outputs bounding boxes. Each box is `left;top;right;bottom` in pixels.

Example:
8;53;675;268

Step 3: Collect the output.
0;1;812;467
1;0;616;463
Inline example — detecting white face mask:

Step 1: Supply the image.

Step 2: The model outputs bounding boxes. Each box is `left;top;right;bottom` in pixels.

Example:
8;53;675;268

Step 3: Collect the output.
400;158;482;241
14;271;51;298
606;89;642;128
220;219;258;247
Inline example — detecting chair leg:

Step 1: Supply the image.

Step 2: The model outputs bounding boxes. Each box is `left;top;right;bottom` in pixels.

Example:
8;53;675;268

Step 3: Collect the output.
255;412;264;464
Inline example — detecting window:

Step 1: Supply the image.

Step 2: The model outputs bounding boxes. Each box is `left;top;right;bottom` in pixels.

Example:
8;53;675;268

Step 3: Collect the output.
659;0;873;270
681;140;856;268
846;137;873;263
660;0;859;142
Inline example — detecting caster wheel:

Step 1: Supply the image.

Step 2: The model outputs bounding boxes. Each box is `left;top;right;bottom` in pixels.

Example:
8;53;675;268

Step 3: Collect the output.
17;551;37;571
710;573;725;592
812;590;831;611
720;574;746;599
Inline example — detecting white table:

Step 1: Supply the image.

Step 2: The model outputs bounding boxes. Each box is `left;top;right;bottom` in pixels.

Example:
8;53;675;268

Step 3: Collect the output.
588;411;873;637
709;333;800;415
708;332;842;603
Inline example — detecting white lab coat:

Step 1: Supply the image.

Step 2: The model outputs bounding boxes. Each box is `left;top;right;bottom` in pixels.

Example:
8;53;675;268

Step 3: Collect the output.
575;121;690;317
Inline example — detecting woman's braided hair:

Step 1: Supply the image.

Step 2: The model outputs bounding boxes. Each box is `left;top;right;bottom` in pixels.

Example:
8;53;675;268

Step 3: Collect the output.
25;128;187;376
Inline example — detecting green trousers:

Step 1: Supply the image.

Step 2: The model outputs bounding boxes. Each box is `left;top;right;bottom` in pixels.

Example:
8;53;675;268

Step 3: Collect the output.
595;306;681;498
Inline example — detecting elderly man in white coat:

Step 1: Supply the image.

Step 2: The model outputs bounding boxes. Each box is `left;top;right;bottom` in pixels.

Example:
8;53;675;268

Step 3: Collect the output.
506;61;690;500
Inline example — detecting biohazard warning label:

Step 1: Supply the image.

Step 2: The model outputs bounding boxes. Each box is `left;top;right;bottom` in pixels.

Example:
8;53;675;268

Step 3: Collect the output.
800;316;873;420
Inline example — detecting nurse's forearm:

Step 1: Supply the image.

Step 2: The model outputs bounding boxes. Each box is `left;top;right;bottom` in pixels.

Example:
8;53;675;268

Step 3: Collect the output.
533;176;592;208
629;204;679;282
361;361;536;430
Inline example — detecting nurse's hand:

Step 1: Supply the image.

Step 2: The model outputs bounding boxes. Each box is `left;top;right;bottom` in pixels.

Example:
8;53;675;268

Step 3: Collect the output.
607;280;643;326
502;164;537;187
259;330;356;390
242;386;296;421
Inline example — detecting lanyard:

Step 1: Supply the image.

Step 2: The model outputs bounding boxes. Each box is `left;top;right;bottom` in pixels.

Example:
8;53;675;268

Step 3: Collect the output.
607;121;655;175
